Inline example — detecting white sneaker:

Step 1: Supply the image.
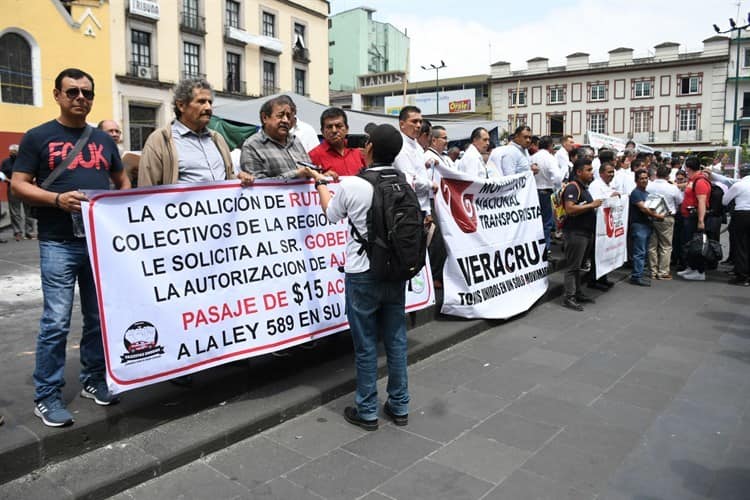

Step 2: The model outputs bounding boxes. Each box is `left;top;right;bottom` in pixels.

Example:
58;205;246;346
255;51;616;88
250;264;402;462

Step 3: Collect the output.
677;268;694;276
682;270;706;281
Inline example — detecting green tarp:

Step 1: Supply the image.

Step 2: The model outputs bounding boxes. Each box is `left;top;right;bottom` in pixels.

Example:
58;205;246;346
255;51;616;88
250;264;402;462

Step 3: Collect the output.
208;116;257;150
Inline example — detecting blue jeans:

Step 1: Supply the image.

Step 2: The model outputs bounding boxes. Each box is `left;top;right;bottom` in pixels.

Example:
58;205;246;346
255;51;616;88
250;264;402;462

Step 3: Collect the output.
345;271;409;420
537;189;554;252
630;222;652;280
34;240;105;401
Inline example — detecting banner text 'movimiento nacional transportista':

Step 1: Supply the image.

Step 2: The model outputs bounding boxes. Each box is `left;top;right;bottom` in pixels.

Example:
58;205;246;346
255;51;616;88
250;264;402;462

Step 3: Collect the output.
82;180;433;394
435;167;549;319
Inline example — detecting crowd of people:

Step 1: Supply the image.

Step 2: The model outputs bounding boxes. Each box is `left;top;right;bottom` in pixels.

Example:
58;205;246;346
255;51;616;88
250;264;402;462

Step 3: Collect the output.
3;67;748;431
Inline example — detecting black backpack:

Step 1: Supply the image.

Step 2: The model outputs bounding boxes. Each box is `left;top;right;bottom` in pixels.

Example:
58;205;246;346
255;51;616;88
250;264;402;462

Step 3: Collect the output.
696;176;724;217
350;167;427;281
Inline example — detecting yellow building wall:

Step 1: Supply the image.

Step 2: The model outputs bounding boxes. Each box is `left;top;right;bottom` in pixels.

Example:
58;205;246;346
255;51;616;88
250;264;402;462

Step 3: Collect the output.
0;0;114;138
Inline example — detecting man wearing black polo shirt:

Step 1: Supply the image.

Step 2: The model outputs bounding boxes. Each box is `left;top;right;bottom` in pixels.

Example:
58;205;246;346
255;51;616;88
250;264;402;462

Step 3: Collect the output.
12;68;130;427
561;158;602;311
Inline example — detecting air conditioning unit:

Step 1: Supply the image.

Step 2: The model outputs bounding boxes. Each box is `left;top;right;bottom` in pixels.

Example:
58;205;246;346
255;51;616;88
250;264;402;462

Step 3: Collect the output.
136;65;153;79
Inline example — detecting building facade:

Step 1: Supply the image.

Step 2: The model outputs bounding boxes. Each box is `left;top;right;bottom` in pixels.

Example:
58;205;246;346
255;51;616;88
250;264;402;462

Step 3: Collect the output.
353;73;491;119
724;32;750;146
490;37;729;151
328;7;408;92
0;0;115;151
113;0;330;151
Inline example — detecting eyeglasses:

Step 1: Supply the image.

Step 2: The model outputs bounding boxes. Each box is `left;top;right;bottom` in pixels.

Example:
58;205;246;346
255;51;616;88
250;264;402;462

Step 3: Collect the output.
63;87;95;100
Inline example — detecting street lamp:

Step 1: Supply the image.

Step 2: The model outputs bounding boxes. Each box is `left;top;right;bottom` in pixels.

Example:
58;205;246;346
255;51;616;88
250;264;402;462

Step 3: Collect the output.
420;60;447;114
715;15;750;146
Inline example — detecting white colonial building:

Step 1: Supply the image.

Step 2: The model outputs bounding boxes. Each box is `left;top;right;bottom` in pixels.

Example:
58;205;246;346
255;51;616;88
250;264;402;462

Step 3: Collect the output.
490;36;729;152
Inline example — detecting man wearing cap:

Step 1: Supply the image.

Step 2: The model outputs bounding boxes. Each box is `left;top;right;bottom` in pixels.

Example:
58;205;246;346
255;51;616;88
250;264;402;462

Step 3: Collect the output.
1;144;37;240
303;124;411;431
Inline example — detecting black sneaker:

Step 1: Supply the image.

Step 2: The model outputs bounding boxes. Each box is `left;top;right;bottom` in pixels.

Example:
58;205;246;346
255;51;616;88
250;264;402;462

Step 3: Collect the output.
383;402;408;426
81;379;120;406
562;297;584;311
629;278;651;287
344;406;378;431
575;293;596;303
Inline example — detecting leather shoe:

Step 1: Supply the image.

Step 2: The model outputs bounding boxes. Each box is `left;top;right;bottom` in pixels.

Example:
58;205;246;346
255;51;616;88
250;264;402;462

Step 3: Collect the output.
383;402;408;426
728;276;750;286
344;406;378;431
629;278;651;287
562;297;584;311
575;294;596;303
587;282;609;292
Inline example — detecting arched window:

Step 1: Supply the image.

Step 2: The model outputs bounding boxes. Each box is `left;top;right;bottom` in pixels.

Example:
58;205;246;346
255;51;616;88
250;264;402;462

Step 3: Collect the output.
0;33;33;105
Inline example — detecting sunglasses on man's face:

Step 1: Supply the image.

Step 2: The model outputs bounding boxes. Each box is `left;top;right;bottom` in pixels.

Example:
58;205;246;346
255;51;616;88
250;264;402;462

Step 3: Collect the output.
63;87;95;100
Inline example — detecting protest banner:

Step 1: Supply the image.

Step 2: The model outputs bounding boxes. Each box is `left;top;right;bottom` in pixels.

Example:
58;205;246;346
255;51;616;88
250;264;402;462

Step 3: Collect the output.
434;166;548;319
587;131;654;154
81;180;434;394
594;194;629;278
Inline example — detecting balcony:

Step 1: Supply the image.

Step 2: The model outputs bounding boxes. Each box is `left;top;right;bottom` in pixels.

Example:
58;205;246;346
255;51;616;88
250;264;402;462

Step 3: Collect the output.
224;26;247;46
225;79;247;95
128;62;159;80
180;12;206;35
293;46;310;64
672;129;703;142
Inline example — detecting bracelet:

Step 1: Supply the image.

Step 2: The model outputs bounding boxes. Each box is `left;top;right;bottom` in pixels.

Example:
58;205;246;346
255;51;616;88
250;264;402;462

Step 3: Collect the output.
55;193;61;208
315;179;329;187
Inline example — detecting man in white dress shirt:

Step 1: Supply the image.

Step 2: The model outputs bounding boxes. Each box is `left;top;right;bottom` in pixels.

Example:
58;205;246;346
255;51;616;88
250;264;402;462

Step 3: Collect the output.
457;127;491;179
646;165;684;279
424;126;451;286
722;168;750;286
555;135;575;184
587;161;621;290
393;106;436;223
531;136;564;253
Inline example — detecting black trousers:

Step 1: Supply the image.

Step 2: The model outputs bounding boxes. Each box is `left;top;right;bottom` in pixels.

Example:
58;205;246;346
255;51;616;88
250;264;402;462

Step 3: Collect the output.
682;215;721;273
732;211;750;278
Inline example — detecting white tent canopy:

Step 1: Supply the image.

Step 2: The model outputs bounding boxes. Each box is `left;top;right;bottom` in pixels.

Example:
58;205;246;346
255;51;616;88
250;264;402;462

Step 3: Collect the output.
213;92;499;142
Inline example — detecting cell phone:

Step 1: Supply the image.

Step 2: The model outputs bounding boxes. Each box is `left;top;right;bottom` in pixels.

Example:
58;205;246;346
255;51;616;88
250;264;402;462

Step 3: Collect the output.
296;160;322;171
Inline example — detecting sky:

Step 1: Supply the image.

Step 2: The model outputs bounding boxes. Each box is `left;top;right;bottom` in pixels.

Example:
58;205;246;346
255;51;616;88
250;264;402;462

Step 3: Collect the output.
329;0;745;82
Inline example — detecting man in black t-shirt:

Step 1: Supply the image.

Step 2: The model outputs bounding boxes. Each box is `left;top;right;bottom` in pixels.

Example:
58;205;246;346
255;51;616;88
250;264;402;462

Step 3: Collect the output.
12;68;131;427
561;158;602;311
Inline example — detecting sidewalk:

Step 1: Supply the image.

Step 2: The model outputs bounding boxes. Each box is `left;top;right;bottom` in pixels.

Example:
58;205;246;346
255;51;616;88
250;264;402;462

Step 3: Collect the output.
0;229;569;488
109;266;750;500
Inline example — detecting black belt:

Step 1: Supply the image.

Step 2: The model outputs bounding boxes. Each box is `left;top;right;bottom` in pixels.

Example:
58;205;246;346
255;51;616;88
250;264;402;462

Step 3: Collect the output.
537;188;553;194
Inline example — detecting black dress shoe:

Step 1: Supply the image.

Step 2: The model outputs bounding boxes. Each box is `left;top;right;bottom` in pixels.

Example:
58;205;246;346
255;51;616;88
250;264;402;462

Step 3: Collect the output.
562;297;584;311
575;293;596;303
344;406;378;431
629;278;651;287
587;282;609;292
383;402;408;426
728;276;750;286
600;279;615;288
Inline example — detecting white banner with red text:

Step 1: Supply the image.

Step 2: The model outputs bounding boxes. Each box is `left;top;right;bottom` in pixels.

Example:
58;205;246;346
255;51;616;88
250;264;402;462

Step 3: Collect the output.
434;167;549;319
81;180;434;394
594;194;630;279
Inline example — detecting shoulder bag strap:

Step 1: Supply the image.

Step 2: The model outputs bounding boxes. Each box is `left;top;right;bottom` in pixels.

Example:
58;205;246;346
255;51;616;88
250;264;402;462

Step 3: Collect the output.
40;125;93;190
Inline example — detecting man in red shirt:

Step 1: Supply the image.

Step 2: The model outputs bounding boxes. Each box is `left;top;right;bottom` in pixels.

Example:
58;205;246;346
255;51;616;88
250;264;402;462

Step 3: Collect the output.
308;107;366;179
677;156;715;281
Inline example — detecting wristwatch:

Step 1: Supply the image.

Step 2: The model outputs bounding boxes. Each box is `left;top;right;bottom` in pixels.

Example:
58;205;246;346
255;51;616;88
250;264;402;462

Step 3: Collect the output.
315;178;329;187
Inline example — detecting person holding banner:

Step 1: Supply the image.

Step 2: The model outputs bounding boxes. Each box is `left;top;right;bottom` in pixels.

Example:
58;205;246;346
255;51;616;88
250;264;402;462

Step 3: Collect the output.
303;124;411;431
308;107;366;178
587;161;620;290
138;77;254;384
630;169;666;286
457;127;492;179
561;158;602;311
240;95;311;180
394;106;435;222
11;68;131;427
139;78;253;187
